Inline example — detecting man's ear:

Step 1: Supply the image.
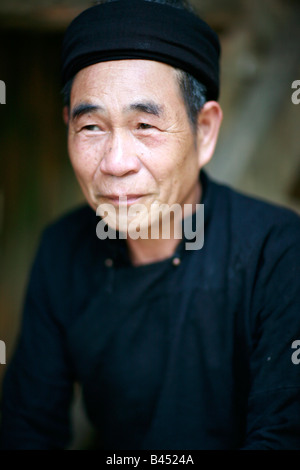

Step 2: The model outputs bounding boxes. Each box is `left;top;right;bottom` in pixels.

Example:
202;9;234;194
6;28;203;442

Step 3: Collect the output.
63;106;69;126
196;101;223;168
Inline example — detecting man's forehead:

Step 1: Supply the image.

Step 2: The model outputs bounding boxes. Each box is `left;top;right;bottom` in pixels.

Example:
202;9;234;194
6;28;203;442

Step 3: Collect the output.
72;58;177;82
70;59;181;106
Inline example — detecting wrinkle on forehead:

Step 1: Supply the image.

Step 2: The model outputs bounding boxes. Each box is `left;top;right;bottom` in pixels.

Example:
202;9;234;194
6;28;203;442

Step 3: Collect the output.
70;59;191;130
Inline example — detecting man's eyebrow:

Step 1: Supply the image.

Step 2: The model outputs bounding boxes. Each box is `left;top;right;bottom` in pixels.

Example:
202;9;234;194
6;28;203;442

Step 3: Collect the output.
71;103;105;121
126;101;164;117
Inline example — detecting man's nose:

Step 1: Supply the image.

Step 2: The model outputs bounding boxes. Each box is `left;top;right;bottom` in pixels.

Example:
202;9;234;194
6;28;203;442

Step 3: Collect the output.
99;130;141;177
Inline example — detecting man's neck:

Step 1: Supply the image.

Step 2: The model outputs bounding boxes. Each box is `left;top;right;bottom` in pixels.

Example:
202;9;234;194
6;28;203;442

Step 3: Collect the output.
126;181;202;266
126;237;181;266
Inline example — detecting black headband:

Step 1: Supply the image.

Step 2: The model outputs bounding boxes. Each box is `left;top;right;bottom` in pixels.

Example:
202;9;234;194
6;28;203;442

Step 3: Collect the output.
61;0;221;101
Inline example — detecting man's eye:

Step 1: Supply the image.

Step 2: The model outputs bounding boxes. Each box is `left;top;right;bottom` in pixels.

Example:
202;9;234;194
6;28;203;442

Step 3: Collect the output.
138;123;153;130
83;124;101;131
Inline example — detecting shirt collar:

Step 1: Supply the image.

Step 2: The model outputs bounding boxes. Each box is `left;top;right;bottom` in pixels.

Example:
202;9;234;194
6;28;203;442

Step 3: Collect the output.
100;170;213;266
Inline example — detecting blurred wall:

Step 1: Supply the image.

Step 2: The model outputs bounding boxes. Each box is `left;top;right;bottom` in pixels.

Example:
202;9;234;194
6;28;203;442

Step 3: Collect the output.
0;30;84;368
0;0;299;449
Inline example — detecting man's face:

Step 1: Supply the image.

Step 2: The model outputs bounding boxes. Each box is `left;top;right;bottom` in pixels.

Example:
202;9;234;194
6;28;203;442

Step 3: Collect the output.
67;59;204;231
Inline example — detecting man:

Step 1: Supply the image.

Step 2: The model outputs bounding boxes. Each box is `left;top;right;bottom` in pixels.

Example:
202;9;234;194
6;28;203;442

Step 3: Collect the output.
1;0;300;450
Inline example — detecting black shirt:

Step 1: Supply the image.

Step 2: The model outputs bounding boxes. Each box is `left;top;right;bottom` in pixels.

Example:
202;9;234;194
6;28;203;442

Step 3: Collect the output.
1;171;300;449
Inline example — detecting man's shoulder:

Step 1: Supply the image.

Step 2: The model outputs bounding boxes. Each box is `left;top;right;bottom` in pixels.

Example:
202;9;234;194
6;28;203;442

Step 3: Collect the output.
209;175;300;232
26;205;98;304
41;204;96;251
206;174;300;259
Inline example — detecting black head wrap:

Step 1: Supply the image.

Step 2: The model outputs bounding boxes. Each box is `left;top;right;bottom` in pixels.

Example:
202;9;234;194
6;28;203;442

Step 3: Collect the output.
61;0;221;101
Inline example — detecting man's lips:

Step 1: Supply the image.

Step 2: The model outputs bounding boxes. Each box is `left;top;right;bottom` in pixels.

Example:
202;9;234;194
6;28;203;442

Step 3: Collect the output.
100;194;146;206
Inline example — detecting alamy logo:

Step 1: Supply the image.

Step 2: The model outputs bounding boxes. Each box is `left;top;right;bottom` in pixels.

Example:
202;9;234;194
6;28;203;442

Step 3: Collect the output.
0;340;6;365
291;80;300;105
291;340;300;365
0;80;6;104
96;201;205;250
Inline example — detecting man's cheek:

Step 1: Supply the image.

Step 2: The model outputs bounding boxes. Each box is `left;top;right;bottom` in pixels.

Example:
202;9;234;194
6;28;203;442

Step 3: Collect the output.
70;145;99;173
138;132;172;154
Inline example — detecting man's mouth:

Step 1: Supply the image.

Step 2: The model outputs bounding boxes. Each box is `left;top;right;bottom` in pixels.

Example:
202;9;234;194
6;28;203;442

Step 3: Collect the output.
101;194;146;206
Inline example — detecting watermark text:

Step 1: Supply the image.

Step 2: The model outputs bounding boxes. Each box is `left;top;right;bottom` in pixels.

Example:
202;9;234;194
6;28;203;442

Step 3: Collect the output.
0;80;6;104
96;200;204;250
291;80;300;105
291;340;300;365
0;340;6;365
